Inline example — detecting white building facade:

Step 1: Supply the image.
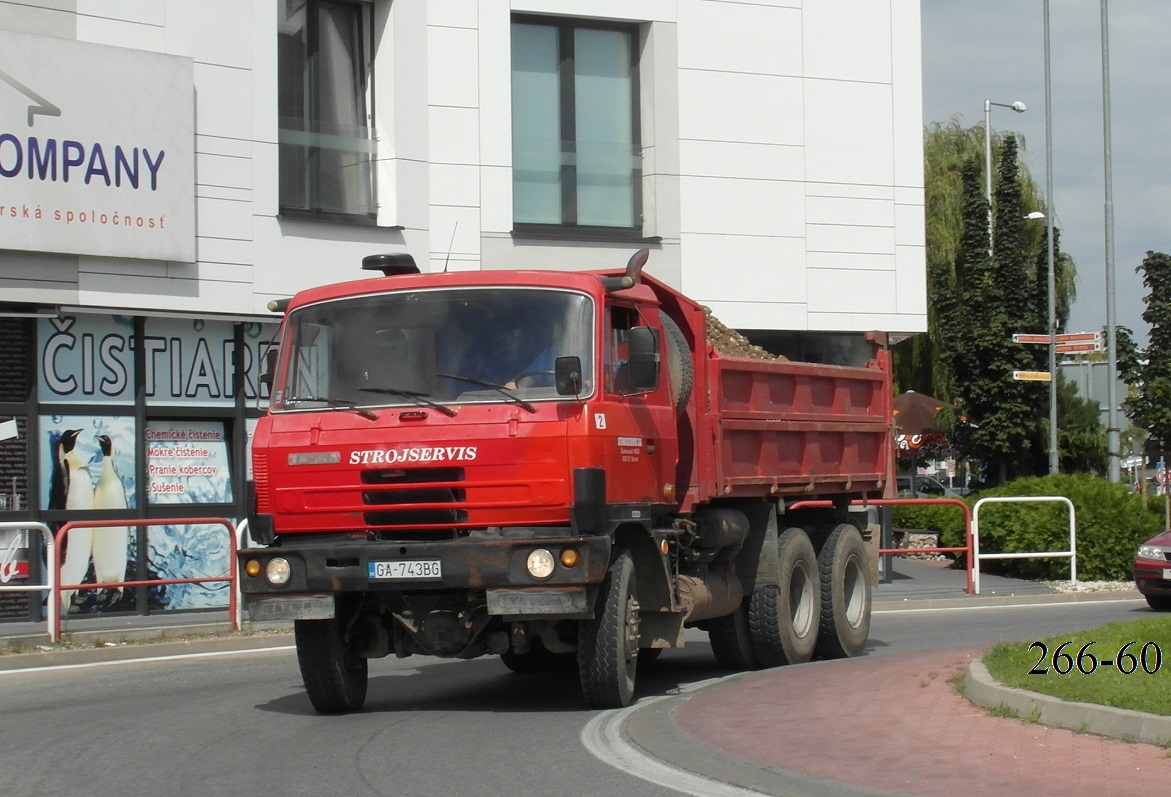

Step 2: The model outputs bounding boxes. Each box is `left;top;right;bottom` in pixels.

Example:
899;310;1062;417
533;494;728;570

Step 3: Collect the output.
0;0;925;619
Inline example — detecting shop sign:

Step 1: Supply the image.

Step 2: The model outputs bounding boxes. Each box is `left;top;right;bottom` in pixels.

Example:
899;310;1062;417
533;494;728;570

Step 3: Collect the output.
38;315;275;406
0;30;195;261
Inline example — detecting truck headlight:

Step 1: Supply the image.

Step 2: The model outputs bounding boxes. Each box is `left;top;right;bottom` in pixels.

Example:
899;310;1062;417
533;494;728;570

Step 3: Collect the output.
526;549;555;579
266;557;292;586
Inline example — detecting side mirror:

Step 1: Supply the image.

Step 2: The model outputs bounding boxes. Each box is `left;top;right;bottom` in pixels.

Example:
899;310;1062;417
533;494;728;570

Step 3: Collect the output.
555;356;583;396
260;348;279;388
627;326;660;391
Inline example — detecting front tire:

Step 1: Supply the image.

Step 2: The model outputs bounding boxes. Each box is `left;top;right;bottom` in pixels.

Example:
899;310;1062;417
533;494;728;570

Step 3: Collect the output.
748;527;820;666
578;551;640;708
295;616;368;714
1146;594;1171;611
814;524;872;658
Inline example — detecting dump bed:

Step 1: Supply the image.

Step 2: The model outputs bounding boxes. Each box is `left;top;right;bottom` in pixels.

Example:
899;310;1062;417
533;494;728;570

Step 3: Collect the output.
692;347;893;504
635;268;894;509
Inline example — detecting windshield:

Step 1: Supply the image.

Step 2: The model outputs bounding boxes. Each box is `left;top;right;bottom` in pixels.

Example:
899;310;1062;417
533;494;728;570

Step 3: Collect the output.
271;287;595;412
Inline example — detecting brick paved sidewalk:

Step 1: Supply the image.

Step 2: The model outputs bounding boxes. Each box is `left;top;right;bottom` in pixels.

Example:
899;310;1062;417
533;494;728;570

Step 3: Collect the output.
668;648;1171;797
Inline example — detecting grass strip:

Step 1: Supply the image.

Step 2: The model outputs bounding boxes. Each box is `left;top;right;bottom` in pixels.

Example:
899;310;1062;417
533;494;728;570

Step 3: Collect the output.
983;617;1171;716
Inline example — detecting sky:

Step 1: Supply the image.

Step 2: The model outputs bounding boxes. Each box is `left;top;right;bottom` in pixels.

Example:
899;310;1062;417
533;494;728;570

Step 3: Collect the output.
920;0;1171;346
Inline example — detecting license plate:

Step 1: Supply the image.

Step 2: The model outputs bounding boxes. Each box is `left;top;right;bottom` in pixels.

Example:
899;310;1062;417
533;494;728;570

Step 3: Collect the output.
369;560;442;580
1163;568;1171;580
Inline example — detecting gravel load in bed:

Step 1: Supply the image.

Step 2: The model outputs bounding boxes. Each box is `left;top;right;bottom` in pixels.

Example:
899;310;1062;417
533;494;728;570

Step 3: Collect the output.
703;306;781;360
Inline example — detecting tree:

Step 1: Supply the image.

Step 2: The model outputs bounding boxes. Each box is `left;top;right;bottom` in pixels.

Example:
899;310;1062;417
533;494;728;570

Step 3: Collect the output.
1125;251;1171;524
1124;252;1171;453
1053;378;1106;474
898;120;1084;481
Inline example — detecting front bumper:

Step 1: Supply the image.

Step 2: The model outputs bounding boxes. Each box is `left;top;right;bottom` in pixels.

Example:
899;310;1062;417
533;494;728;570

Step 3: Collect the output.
1133;559;1171;596
239;534;611;598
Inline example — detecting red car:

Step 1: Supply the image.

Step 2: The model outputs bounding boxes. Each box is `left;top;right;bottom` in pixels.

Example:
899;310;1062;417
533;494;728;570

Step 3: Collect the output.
1133;530;1171;611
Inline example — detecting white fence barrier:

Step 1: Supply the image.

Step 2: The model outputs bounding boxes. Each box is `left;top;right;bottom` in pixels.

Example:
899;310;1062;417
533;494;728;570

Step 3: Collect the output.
0;521;59;642
972;496;1076;595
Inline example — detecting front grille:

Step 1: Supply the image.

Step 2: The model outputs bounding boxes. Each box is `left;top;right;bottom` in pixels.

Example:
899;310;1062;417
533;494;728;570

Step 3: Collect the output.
360;467;467;530
254;453;270;511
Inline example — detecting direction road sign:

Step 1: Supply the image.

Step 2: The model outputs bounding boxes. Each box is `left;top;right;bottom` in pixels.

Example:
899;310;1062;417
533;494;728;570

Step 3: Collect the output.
1012;370;1052;382
1055;332;1100;343
1055;342;1100;354
1012;333;1051;344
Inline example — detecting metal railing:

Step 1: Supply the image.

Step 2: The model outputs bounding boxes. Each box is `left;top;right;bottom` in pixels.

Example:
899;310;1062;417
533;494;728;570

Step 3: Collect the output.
789;497;975;594
52;517;239;642
972;496;1076;595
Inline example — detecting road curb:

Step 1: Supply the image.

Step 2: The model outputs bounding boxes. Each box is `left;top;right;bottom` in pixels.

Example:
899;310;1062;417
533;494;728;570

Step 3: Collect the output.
964;659;1171;746
874;589;1144;611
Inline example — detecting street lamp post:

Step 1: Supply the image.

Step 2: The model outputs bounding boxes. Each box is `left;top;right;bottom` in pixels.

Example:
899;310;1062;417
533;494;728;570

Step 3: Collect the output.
1043;0;1059;475
984;99;1027;258
1101;0;1121;483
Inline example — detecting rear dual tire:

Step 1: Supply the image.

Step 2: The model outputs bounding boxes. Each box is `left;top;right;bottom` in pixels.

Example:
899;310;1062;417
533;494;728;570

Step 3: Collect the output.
748;528;821;666
814;524;871;659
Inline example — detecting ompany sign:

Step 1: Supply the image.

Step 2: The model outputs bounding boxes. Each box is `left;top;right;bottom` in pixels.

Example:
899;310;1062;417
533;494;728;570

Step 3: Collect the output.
0;30;195;261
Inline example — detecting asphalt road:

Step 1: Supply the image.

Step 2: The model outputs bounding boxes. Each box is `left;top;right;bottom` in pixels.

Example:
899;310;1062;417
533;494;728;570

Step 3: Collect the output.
0;597;1148;797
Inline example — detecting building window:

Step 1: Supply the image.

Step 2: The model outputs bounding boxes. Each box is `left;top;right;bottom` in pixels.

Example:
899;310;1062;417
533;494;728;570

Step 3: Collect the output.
511;17;640;233
278;0;375;220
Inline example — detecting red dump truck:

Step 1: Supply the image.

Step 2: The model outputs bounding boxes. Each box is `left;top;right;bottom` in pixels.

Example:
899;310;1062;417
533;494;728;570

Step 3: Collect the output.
239;249;893;713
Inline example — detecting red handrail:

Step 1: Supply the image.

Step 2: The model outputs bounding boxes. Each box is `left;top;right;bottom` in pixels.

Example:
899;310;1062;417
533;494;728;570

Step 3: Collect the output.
789;497;974;594
53;517;238;641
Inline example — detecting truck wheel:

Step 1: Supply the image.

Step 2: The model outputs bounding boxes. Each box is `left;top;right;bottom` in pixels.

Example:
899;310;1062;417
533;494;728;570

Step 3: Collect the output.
748;527;820;666
578;551;640;708
295;617;368;714
660;311;693;413
707;601;760;670
814;524;871;659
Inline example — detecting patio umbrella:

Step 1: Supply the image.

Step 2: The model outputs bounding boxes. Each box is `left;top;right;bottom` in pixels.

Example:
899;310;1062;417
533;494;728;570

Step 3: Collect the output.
892;390;949;436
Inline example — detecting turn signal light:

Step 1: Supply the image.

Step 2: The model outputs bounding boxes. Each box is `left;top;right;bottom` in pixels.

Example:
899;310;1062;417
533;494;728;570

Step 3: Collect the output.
559;548;580;568
244;559;262;578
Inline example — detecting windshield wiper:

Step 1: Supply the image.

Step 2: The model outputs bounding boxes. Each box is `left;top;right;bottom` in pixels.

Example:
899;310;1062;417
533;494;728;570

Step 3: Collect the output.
437;373;537;413
359;387;457;417
285;395;379;420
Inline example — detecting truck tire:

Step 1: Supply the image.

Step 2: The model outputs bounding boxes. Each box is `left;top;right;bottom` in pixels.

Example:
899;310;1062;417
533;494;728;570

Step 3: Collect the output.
295;617;368;714
660;311;693;414
707;601;760;670
578;550;640;708
814;524;872;659
748;527;820;666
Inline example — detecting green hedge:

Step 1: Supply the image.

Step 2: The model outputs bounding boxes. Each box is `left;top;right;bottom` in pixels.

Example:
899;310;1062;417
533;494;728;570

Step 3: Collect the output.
891;474;1165;581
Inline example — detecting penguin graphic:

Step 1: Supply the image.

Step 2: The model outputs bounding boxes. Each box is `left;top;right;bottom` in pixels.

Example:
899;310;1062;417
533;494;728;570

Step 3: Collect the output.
57;429;95;612
92;434;129;602
48;429;68;512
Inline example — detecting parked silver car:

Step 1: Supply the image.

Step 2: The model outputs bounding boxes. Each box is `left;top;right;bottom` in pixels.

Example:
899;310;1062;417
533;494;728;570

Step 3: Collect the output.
896;474;960;498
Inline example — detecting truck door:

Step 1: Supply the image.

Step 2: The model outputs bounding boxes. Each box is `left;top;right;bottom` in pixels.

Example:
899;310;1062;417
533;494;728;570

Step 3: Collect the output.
596;304;679;506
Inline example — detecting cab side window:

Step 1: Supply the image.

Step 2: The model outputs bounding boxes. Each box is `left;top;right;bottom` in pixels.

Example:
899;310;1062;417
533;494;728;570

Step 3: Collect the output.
606;306;638;395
